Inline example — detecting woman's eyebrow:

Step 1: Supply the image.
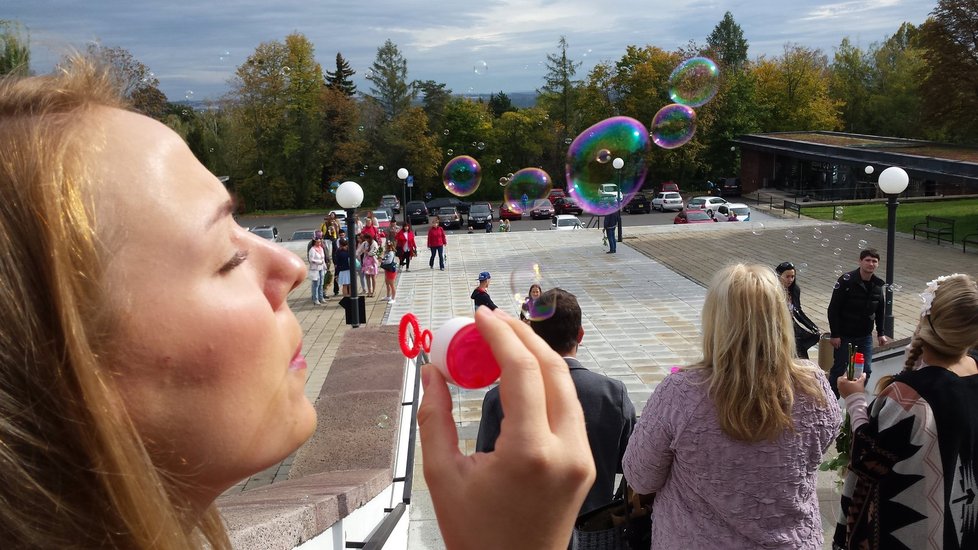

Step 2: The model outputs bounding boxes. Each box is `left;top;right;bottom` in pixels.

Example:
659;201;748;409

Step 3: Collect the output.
207;198;235;229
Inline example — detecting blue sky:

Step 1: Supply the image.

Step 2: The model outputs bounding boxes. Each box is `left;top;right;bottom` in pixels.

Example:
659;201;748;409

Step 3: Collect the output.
6;0;937;101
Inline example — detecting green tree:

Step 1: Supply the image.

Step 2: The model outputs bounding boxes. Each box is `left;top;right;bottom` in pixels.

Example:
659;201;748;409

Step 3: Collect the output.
0;20;30;76
611;45;679;124
918;0;978;141
280;33;328;208
538;36;582;139
325;52;357;97
576;62;617;127
415;79;453;134
829;37;872;133
697;68;759;178
488;91;516;117
752;45;841;132
864;24;926;139
706;12;749;70
366;39;413;119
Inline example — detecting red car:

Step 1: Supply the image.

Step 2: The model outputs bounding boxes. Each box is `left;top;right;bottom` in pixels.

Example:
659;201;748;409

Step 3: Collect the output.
552;196;583;215
499;201;523;220
547;188;566;204
661;181;680;193
674;209;717;224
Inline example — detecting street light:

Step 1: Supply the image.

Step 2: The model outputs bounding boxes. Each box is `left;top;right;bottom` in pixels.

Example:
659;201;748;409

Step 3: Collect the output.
877;166;909;339
612;157;624;243
258;169;265;210
336;180;364;328
397;168;409;226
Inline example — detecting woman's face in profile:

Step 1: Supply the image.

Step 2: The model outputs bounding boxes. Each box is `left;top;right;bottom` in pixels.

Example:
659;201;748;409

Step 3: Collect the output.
91;108;316;504
779;269;796;288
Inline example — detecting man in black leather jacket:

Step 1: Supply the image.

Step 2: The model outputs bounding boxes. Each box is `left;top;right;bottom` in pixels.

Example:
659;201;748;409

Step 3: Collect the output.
826;248;890;397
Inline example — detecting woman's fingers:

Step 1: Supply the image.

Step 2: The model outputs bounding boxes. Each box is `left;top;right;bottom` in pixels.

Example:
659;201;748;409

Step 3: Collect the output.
418;363;462;488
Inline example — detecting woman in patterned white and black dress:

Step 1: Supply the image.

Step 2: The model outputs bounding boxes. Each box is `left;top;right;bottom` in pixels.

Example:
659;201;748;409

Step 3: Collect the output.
835;274;978;549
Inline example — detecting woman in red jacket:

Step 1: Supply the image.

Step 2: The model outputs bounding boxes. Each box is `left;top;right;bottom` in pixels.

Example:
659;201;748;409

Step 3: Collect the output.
395;224;417;272
427;217;447;270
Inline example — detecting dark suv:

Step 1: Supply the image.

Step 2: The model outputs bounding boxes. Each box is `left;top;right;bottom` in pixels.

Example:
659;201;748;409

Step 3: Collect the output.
380;194;401;213
467;203;493;228
719;177;742;197
426;196;471;215
405;201;429;226
623;193;651;214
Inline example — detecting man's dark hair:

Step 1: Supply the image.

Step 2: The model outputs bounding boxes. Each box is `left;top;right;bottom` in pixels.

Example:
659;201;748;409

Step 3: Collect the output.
530;288;581;356
860;248;880;260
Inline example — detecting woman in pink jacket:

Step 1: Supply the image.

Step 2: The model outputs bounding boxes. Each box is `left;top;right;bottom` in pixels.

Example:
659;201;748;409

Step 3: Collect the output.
427;217;447;271
623;264;840;549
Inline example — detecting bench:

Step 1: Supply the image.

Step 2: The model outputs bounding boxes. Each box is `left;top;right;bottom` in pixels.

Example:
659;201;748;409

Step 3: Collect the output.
912;216;955;245
964;228;978;253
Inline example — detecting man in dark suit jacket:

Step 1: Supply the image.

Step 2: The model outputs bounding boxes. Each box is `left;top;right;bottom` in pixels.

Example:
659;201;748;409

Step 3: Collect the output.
475;288;636;515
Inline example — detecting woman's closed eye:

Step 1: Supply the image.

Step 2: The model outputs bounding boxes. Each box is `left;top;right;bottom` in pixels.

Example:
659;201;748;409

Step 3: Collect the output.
219;250;249;274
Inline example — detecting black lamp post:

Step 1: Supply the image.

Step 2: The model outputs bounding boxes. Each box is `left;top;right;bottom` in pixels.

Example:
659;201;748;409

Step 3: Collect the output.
336;180;364;328
877;166;909;338
612;157;624;242
397;168;409;226
257;168;265;210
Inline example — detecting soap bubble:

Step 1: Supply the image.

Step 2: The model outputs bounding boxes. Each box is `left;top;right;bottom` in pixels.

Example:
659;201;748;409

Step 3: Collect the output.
566;116;650;215
842;273;852;281
281;66;291;76
446;148;454;156
477;141;486;150
751;222;765;235
864;224;873;231
442;155;482;197
473;60;488;75
184;90;194;100
443;129;450;135
510;263;556;321
503;168;552;213
650;103;696;149
329;181;339;194
835;207;844;217
833;248;842;256
668;57;720;107
498;177;509;187
564;137;573;145
376;414;390;429
858;239;868;248
784;230;795;240
496;158;502;164
843;233;852;241
814;227;822;235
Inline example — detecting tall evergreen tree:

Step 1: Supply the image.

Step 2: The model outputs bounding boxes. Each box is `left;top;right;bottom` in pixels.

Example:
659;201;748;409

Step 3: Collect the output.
415;79;452;132
325;52;357;97
918;0;978;142
488;91;516;117
366;39;413;119
706;12;749;70
539;36;582;137
0;20;30;76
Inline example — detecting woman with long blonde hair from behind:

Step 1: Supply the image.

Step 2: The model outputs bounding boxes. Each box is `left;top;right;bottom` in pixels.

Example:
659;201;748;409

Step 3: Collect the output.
624;264;840;549
834;274;978;549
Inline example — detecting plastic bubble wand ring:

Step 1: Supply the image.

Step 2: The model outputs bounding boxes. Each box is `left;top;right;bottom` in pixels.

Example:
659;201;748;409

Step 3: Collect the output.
397;313;500;389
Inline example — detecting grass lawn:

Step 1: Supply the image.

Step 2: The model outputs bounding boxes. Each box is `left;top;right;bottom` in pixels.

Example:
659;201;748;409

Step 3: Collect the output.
802;199;978;243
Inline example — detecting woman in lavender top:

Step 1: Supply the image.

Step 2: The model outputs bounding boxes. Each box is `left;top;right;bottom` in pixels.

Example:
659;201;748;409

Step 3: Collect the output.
624;264;840;549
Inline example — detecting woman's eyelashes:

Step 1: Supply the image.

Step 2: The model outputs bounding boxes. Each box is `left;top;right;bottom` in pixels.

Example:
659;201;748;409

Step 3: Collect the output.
219;250;249;274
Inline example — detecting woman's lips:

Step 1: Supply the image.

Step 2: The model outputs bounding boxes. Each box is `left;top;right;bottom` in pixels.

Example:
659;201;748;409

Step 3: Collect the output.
289;345;307;371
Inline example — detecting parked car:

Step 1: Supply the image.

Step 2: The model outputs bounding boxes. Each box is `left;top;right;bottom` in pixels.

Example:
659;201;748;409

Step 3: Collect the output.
499;201;522;220
551;215;583;230
380;194;401;213
434;206;462;229
715;202;751;221
652;191;684;212
686;196;728;217
552;196;583;215
547;188;567;204
719;177;742;197
661;181;680;193
405;200;429;225
329;209;347;221
674;209;717;224
623;193;651;214
467;203;493;228
249;225;280;242
372;209;393;229
290;229;316;241
599;183;622;202
426;196;471;215
529;199;555;220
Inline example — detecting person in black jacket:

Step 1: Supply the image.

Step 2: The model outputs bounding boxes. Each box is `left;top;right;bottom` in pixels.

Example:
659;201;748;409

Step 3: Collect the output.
476;288;636;516
776;262;820;359
826;249;889;397
471;271;498;311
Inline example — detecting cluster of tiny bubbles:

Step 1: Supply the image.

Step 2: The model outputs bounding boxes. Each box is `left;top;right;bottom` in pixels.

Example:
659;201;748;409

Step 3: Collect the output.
443;129;450;135
184;90;194;100
833;248;843;256
376;414;390;429
565;116;650;215
864;224;873;231
509;263;557;321
503;168;552;213
668;56;720;108
857;239;868;248
650;104;697;149
751;222;765;235
442;155;482;197
477;142;486;150
843;233;852;241
473;60;488;75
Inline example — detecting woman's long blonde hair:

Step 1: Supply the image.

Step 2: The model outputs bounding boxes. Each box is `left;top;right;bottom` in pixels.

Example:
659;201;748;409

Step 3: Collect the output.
0;58;229;547
878;274;978;391
687;264;827;442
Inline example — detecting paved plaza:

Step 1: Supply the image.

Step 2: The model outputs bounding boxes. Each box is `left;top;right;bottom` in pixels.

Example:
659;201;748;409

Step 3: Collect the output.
229;206;977;547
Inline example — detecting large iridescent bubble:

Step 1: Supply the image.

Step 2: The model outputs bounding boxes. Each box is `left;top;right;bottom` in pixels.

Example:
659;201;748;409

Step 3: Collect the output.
668;57;720;108
651;104;696;149
442;155;481;197
502;168;552;214
565;116;650;215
